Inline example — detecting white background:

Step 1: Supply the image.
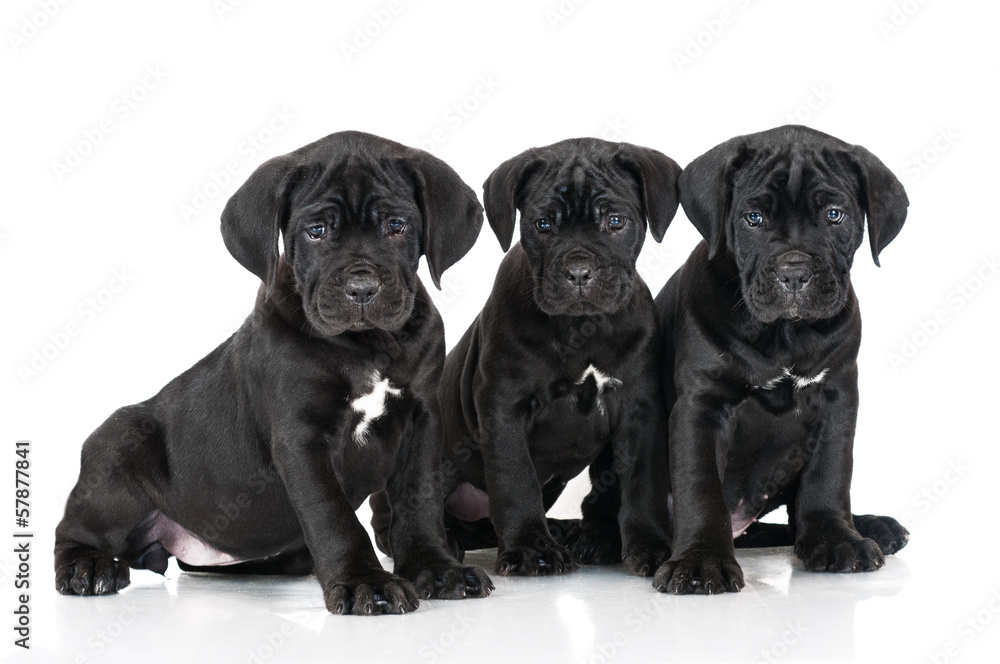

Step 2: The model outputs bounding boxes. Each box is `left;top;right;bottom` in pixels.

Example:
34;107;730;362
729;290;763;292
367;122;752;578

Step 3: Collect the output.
2;1;999;662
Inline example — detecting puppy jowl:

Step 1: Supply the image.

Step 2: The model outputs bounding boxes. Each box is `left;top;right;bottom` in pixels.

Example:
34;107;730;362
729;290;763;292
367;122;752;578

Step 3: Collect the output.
655;125;911;595
54;130;493;615
406;137;681;579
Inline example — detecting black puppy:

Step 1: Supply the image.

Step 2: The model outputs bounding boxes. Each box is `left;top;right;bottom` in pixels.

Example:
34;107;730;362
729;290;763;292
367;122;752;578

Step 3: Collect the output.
653;125;910;595
407;138;680;576
54;131;494;614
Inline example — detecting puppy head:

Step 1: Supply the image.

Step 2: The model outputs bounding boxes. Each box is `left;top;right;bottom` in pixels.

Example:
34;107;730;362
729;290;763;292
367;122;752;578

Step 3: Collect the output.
221;131;483;336
678;125;908;323
483;138;680;316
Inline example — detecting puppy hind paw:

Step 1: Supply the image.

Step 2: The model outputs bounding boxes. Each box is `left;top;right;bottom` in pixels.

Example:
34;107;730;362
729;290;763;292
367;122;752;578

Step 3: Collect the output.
55;552;130;596
853;514;910;555
795;536;885;573
567;520;623;566
623;542;671;577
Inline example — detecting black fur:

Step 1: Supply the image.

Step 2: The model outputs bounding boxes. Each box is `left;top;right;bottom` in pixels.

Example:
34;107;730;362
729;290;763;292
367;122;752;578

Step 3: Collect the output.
383;138;681;577
652;125;910;595
54;131;493;615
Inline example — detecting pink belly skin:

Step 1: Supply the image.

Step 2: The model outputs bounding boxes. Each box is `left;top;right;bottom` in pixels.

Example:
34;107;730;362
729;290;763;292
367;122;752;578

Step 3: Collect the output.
148;511;245;566
444;482;491;522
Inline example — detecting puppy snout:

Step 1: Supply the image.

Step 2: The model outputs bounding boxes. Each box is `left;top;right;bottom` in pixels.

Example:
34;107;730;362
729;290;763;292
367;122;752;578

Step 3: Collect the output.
344;265;380;305
564;252;594;288
776;251;813;293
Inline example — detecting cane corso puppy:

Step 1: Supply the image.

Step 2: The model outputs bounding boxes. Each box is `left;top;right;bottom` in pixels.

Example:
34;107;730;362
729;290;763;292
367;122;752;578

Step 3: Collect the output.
55;131;494;614
405;138;680;576
653;125;910;594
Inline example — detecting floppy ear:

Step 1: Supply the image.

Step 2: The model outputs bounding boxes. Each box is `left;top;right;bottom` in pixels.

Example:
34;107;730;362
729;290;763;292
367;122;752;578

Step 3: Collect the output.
614;144;681;243
482;151;544;252
848;146;909;266
677;138;749;260
220;155;299;296
401;152;484;289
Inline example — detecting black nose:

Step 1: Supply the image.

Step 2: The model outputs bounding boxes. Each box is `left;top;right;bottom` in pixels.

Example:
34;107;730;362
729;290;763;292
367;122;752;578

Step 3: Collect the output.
566;265;592;287
345;266;380;305
564;253;594;288
776;252;813;293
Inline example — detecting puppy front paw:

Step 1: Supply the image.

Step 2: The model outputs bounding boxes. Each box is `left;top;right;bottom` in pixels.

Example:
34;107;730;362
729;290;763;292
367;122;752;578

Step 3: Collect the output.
653;550;744;594
853;514;909;555
496;532;577;576
795;535;885;573
323;570;420;615
567;518;623;566
55;549;130;596
396;558;494;600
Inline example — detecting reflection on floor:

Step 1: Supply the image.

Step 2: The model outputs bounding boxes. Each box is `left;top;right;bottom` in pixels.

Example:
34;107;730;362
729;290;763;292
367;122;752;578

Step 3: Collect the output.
12;543;988;664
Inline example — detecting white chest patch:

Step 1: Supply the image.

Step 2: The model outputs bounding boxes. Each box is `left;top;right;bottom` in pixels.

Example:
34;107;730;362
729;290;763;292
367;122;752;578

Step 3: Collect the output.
578;364;622;391
577;364;621;413
351;372;403;444
758;367;830;391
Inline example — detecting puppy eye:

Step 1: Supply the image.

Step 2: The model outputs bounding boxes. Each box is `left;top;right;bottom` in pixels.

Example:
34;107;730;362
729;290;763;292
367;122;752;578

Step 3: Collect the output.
607;215;627;231
744;212;764;227
386;218;407;234
306;224;327;240
535;218;552;233
826;209;845;224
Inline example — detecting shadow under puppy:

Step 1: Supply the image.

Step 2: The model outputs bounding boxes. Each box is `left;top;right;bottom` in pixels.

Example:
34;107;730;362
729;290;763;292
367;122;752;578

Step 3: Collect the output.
385;138;680;576
653;125;910;595
54;131;494;614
